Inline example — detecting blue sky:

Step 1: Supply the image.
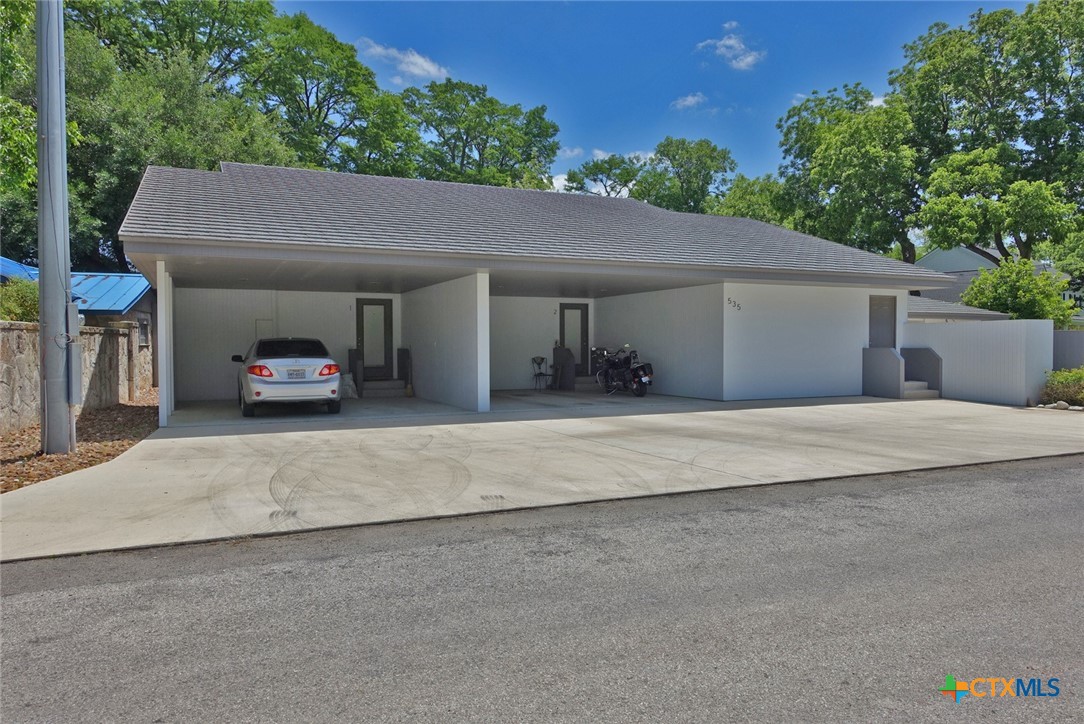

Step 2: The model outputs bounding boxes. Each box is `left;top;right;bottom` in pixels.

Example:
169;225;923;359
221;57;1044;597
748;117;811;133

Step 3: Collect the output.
278;1;1028;184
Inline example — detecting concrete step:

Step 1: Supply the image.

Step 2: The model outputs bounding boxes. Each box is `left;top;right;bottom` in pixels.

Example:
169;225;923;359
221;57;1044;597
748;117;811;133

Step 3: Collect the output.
904;380;929;392
363;379;405;390
361;379;407;398
903;389;940;400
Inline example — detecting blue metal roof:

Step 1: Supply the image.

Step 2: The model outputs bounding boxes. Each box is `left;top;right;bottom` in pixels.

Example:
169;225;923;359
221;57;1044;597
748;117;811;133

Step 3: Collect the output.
0;256;40;281
1;256;149;313
71;273;151;315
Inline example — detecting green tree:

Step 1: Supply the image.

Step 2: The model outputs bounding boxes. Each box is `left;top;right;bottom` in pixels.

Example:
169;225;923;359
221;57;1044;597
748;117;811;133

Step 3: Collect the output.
778;89;923;261
961;257;1076;326
563;154;644;197
777;84;878;238
0;0;36;194
337;91;422;178
1037;231;1084;292
631;137;735;213
705;173;794;227
914;145;1077;260
1;25;293;271
92;52;293;264
810;98;922;261
243;12;381;168
891;1;1084;206
403;79;559;189
67;0;275;87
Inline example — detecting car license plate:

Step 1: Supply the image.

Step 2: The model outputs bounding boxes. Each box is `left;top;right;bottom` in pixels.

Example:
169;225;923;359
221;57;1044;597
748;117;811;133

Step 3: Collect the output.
287;369;306;380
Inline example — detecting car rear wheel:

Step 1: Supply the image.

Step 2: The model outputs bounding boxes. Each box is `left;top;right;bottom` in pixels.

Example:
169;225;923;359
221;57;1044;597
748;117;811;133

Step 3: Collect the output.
240;389;255;417
327;400;342;414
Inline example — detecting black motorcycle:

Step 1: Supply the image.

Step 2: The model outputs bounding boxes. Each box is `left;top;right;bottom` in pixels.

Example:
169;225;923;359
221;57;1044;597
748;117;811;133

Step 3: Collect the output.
593;344;654;397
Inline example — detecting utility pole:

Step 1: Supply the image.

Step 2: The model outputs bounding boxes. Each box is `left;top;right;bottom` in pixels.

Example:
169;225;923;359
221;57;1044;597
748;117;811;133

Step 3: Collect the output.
37;0;77;454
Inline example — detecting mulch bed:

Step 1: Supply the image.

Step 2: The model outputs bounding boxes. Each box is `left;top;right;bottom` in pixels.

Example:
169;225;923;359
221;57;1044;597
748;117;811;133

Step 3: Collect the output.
1;389;159;494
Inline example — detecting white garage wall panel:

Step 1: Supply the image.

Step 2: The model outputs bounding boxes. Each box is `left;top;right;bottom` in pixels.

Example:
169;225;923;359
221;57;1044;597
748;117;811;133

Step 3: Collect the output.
489;297;592;389
902;319;1053;406
402;273;489;411
595;283;726;400
173;288;400;402
722;283;904;400
174;288;276;401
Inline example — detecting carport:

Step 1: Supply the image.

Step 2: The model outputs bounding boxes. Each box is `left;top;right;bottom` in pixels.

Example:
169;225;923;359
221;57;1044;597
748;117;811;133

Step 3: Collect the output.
120;163;951;427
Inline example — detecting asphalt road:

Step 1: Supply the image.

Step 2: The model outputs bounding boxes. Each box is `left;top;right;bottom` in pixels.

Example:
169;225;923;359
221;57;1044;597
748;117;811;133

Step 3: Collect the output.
2;456;1082;723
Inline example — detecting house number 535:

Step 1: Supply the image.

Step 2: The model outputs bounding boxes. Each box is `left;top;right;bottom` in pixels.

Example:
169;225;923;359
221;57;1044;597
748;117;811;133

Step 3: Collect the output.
727;297;742;311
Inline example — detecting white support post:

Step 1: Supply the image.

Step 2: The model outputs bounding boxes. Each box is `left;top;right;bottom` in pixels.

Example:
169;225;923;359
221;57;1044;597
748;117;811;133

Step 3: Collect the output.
155;260;174;427
474;272;490;412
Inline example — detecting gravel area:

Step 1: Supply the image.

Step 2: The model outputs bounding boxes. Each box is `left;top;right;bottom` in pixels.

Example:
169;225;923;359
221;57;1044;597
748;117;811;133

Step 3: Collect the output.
1;390;158;494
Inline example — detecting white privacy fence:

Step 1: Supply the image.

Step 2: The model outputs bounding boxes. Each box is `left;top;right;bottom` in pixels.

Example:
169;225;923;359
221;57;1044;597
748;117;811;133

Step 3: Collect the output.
902;320;1053;406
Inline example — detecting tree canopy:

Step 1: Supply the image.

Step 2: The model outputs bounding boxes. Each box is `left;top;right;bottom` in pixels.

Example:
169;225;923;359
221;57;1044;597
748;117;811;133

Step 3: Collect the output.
403;79;559;189
961;257;1076;326
563;137;735;214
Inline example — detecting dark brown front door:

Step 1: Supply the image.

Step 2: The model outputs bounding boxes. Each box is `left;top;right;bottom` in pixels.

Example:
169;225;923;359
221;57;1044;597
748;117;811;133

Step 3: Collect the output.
356;299;393;380
560;303;589;376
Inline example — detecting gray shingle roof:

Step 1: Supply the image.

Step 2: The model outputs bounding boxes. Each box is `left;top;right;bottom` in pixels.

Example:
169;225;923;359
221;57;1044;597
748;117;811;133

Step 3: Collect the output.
119;163;949;284
907;296;1010;320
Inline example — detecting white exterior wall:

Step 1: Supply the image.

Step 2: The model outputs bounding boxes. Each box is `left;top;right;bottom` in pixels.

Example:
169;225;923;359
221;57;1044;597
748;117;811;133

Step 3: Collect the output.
722;283;906;400
595;284;726;400
173;288;400;402
489;297;592;390
402;273;490;412
903;319;1054;406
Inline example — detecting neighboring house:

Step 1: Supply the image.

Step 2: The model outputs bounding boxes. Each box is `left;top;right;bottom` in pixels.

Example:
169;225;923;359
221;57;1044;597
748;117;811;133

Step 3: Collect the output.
0;256;157;389
906;296;1010;323
0;256;40;283
914;246;1064;304
120;163;956;425
71;272;157;390
71;272;155;341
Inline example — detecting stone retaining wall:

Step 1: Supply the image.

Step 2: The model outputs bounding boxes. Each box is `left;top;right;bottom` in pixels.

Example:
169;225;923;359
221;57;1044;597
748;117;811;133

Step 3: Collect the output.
1;321;152;433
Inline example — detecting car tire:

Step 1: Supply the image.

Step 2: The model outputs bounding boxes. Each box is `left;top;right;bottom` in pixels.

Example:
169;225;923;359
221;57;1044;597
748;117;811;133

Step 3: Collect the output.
241;392;255;418
327;400;342;414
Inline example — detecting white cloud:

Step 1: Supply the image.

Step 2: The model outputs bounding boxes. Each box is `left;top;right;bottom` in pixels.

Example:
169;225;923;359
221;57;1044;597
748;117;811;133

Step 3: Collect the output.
551;174;569;192
588;148;653;163
558;146;584;160
723;20;739;30
870;95;886;107
696;26;766;71
357;37;450;84
670;92;708;110
791;92;807;106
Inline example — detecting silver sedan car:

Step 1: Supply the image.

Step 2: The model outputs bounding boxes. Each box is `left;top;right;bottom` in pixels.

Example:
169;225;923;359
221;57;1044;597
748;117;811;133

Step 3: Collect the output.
232;338;342;417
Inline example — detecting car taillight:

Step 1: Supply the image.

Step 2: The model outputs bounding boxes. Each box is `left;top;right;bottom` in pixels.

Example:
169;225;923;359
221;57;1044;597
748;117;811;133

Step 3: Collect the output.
247;365;273;378
318;364;340;377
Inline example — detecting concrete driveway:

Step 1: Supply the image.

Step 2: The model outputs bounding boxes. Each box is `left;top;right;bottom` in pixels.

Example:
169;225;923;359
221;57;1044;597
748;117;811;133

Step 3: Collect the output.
3;395;1083;561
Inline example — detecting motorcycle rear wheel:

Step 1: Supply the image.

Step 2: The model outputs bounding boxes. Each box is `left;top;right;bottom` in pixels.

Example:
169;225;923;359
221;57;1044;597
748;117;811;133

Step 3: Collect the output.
631;379;648;397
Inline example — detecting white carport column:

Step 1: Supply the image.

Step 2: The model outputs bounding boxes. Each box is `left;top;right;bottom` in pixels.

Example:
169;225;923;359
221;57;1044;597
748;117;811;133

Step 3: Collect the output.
401;272;490;412
155;260;174;427
474;272;490;412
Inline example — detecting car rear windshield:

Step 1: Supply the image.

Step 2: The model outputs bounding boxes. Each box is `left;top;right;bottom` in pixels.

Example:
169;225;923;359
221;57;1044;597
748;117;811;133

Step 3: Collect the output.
255;339;329;358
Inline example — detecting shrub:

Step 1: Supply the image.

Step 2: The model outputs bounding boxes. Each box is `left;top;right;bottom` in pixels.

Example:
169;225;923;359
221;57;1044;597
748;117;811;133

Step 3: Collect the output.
0;278;39;321
1040;366;1084;407
961;257;1076;328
